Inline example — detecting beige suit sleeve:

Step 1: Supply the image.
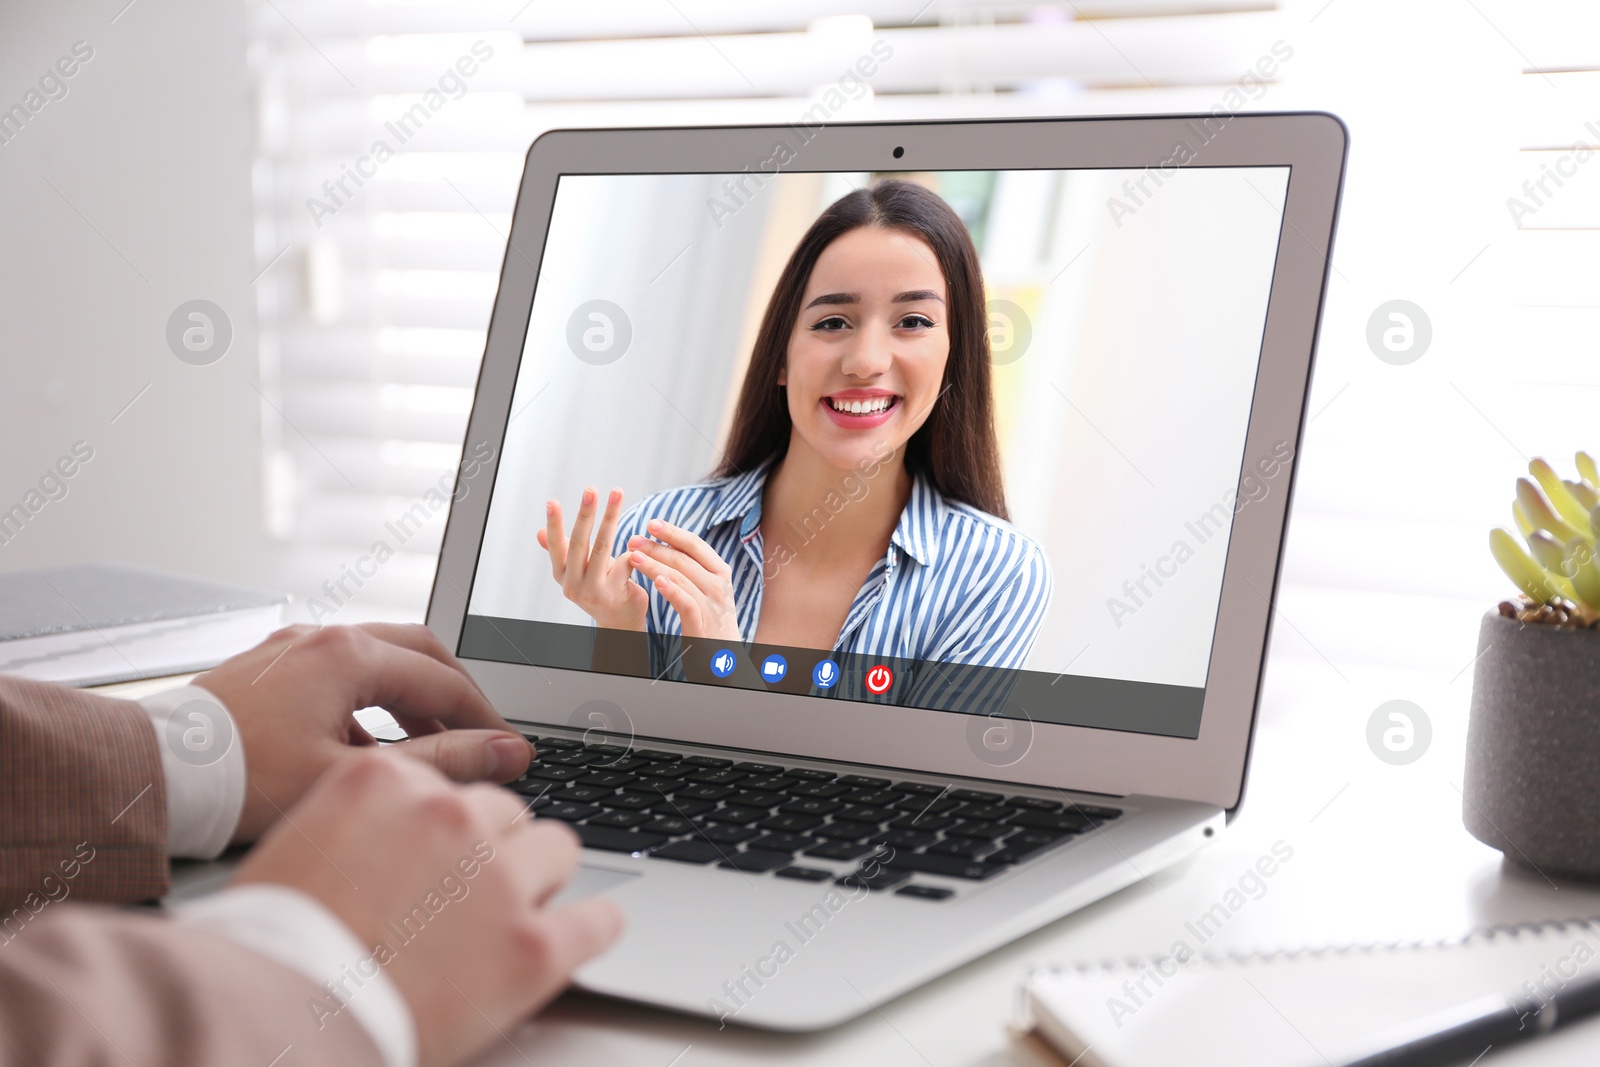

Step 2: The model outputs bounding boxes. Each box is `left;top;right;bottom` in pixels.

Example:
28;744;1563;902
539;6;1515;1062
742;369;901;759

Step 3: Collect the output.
0;904;383;1067
0;675;169;912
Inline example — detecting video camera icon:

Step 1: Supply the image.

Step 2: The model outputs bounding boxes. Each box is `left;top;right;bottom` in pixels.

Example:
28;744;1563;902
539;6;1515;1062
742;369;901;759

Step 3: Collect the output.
760;654;788;682
710;649;736;678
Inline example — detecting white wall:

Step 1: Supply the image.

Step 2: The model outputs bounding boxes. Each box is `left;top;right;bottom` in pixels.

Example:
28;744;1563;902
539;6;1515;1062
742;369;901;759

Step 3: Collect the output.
0;1;271;588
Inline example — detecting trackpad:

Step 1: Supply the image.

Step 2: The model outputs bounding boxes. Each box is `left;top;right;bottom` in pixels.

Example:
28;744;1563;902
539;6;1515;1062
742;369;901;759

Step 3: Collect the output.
552;863;640;902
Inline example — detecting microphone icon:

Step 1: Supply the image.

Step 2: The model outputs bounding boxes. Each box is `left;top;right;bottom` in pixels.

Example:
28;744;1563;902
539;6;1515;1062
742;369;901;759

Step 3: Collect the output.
812;659;840;689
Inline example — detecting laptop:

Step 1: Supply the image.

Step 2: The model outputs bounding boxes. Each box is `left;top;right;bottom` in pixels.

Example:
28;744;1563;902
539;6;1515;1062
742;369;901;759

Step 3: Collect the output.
426;113;1347;1029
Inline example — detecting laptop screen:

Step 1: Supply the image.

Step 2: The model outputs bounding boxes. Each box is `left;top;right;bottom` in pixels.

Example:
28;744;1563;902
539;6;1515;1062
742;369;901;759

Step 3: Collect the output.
460;167;1290;740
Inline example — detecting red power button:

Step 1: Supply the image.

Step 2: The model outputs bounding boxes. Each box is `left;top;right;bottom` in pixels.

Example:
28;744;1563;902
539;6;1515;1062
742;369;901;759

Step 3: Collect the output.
864;665;894;695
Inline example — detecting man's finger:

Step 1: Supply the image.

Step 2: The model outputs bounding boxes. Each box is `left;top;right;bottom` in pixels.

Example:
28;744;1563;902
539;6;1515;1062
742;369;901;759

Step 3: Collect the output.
515;897;626;1005
355;622;488;698
387;729;531;783
327;633;512;734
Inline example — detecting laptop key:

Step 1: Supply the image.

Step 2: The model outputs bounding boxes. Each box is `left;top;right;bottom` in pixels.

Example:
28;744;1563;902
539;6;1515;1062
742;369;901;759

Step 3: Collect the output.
698;824;759;845
600;793;656;811
742;775;798;792
689;768;748;785
540;752;590;766
1004;796;1063;812
781;797;842;817
524;765;586;783
836;804;894;823
868;829;937;850
988;841;1064;865
926;838;990;859
889;813;953;832
588;810;650;829
837;866;910;892
749;832;808;853
580;771;638;789
1067;804;1123;820
788;781;850;799
538;737;583;750
838;775;891;788
539;802;601;822
785;768;836;782
574;825;667;853
844;789;904;807
951;803;1013;822
705;805;767;825
895;885;955;901
634;749;680;761
893;781;946;796
646;764;696;779
629;779;677;796
775;866;834;882
951;789;1004;803
554;785;614;803
650;840;725;864
729;789;785;808
676;783;735;801
592;757;652;773
653;798;714;818
813;820;879;842
1009;810;1096;833
734;762;784;774
882;852;1006;880
893;795;961;815
946;820;1013;840
681;755;733;769
641;816;695;836
718;849;792;873
803;840;879;861
760;813;822;833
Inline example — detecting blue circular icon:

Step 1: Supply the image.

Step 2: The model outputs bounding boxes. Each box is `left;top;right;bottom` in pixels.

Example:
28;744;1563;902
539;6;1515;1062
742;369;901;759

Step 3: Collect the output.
759;654;788;683
812;659;840;689
710;649;737;678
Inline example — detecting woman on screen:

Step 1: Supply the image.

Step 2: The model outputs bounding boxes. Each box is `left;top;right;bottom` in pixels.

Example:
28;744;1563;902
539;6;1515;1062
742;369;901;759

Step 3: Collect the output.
536;178;1051;675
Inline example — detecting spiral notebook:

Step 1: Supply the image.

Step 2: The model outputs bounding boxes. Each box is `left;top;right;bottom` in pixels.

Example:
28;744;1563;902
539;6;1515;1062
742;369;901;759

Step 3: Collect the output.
1016;918;1600;1067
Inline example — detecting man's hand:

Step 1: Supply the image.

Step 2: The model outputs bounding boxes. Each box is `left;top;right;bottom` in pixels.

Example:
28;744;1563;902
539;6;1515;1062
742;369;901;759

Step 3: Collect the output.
232;751;623;1067
195;623;532;845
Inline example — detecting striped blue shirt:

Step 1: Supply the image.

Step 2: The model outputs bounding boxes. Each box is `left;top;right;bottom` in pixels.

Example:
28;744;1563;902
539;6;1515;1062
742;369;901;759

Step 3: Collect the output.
612;458;1052;706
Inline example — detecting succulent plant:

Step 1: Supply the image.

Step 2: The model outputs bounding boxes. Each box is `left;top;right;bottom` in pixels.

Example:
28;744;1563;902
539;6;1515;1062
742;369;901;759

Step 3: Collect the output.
1490;452;1600;628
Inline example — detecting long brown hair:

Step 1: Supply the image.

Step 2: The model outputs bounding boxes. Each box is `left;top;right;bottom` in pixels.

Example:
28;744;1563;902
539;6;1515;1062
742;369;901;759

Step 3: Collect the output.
715;178;1009;520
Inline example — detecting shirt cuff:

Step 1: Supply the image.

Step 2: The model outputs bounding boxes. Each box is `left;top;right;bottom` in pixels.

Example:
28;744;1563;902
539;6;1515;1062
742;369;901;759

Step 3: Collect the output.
136;683;247;860
173;884;418;1067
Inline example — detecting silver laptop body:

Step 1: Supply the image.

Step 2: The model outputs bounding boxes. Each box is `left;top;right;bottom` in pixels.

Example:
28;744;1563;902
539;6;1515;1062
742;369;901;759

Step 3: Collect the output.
427;112;1347;1029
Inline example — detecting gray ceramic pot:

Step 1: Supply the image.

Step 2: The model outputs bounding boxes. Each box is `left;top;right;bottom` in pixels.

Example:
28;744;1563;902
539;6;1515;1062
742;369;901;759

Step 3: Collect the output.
1464;610;1600;879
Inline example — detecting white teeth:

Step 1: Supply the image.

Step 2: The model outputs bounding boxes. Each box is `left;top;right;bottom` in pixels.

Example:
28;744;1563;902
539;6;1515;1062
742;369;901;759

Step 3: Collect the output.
830;396;893;415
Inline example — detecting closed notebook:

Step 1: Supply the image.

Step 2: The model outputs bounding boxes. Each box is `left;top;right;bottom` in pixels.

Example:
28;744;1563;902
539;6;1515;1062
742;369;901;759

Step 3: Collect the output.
0;562;285;686
1017;918;1600;1067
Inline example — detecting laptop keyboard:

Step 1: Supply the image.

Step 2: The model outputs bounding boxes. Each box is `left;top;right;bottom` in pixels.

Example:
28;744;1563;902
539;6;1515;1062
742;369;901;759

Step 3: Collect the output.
506;735;1121;901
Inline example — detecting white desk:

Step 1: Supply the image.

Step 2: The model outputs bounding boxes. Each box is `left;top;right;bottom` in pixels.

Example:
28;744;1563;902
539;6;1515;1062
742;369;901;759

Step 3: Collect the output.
109;658;1600;1066
482;656;1600;1066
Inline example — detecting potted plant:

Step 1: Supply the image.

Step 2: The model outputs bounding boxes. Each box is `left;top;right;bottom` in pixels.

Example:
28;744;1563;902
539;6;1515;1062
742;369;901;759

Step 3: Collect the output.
1464;452;1600;878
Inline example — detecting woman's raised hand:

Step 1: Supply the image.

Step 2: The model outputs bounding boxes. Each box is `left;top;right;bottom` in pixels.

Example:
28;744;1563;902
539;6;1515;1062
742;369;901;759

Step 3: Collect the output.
626;519;743;643
537;487;648;632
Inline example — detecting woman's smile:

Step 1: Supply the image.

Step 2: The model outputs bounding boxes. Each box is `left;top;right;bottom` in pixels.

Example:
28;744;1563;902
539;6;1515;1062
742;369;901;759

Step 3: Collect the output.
821;388;902;429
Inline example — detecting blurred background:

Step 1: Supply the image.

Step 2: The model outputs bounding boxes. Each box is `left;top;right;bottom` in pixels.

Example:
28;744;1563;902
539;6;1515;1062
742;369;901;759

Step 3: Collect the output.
1;0;1595;692
469;167;1286;688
